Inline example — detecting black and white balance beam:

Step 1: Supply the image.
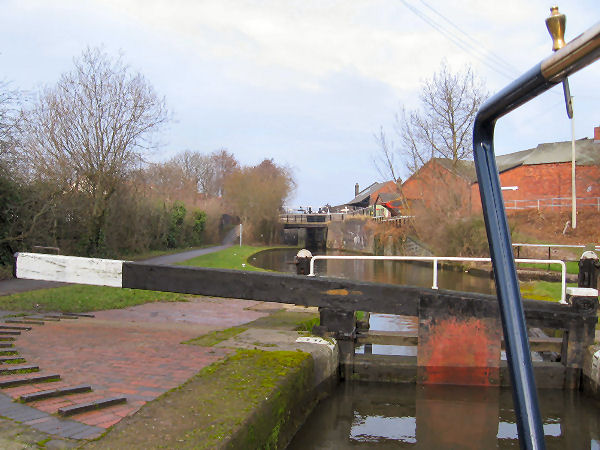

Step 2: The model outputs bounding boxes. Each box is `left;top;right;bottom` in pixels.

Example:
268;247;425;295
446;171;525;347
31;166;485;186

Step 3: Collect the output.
13;252;584;321
14;252;434;316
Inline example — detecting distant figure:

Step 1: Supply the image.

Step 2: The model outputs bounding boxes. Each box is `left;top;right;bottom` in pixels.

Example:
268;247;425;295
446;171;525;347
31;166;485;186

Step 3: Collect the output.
318;207;323;214
308;207;312;214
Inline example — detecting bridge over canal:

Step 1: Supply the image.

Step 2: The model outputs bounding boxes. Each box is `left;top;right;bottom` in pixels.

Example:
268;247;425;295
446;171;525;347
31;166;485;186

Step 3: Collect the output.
280;211;412;249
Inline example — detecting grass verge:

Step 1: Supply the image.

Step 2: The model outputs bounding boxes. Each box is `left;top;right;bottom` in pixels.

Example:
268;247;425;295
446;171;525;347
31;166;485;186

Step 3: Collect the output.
520;281;577;302
517;260;579;275
177;245;284;271
184;310;321;347
86;349;313;449
0;285;186;313
183;326;248;347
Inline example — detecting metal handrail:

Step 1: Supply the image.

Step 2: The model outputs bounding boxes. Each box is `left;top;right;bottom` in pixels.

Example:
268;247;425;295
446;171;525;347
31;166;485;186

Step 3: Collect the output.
308;255;567;303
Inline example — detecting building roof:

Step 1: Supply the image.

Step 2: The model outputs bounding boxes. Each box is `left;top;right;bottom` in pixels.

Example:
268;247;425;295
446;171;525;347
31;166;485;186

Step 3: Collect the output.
432;158;477;182
408;138;600;187
376;192;402;203
346;181;396;207
496;138;600;172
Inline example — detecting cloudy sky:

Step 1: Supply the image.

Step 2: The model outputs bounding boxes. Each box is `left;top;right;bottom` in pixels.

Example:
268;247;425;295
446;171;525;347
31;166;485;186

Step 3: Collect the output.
2;0;599;207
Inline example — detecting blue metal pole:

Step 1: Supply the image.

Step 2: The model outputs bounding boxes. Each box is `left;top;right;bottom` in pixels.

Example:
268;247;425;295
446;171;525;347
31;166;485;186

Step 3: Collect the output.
473;22;600;449
474;95;546;450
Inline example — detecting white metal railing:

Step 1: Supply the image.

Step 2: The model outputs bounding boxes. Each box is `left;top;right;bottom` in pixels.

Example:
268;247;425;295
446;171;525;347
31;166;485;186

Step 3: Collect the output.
505;196;600;211
308;255;568;303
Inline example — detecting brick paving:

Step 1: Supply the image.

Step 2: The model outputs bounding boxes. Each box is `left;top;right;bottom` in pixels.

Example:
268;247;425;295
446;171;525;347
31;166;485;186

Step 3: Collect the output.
0;297;269;441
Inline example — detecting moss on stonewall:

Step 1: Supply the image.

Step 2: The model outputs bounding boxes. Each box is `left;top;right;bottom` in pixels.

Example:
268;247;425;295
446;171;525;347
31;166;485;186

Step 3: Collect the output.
85;349;315;449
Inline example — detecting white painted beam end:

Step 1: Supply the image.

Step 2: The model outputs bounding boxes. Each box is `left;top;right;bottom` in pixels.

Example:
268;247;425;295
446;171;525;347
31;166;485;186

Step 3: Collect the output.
15;253;124;288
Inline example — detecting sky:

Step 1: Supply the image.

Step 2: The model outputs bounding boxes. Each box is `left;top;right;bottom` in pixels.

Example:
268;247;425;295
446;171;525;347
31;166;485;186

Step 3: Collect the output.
2;0;599;208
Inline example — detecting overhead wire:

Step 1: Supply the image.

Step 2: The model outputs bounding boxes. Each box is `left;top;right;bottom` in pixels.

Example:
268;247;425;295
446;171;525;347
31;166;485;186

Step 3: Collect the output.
418;0;521;75
399;0;563;97
398;0;516;80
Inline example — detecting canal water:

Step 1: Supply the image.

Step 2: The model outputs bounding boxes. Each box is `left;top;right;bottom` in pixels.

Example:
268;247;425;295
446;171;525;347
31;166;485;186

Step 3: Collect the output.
250;248;495;295
252;248;600;449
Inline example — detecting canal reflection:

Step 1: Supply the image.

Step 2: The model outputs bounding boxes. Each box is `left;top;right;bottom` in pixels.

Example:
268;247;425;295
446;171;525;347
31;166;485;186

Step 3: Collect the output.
288;382;600;449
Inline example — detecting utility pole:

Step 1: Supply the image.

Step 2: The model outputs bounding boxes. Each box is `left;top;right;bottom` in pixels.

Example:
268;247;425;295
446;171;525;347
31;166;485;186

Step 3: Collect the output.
546;6;576;229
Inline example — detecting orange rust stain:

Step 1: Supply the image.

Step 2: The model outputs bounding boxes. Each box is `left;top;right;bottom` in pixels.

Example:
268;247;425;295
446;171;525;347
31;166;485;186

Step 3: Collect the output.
419;317;500;386
324;289;348;296
323;289;362;296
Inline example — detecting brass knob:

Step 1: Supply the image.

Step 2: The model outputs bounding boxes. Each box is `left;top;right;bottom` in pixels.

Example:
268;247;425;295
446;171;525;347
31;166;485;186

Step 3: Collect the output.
545;6;566;52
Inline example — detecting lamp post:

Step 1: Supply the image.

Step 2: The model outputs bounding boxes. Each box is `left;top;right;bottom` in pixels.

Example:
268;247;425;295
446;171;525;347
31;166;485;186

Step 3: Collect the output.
546;6;577;229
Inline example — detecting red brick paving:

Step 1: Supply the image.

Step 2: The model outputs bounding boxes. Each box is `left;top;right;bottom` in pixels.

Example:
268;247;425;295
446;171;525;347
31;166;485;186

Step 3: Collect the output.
3;297;268;429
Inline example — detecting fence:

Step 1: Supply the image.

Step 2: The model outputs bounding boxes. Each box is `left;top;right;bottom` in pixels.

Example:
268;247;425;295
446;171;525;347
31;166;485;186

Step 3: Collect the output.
513;243;600;260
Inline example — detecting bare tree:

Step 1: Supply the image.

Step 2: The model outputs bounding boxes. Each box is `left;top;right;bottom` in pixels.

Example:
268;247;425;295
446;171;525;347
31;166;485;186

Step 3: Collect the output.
373;126;400;183
160;148;239;199
224;159;294;243
0;81;21;168
376;61;487;178
20;47;169;254
209;149;239;197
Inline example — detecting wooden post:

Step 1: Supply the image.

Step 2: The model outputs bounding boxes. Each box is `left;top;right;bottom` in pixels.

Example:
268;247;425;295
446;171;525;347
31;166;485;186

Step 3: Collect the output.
294;249;312;276
563;287;599;389
578;250;599;289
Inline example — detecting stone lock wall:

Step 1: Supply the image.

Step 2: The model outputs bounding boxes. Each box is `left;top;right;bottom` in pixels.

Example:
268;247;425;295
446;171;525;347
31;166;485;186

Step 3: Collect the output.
326;218;374;253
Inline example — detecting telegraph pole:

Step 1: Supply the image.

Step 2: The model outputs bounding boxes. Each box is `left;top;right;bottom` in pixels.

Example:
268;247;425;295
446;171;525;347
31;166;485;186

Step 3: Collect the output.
546;6;576;229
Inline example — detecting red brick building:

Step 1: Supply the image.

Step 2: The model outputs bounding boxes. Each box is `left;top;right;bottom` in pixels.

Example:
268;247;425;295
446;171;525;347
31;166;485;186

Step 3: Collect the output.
402;158;475;214
397;131;600;216
471;137;600;213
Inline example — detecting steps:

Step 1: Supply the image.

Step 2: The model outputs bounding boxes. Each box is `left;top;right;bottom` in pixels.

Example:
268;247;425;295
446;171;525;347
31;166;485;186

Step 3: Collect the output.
0;313;128;420
58;397;127;416
0;364;38;375
20;384;92;403
0;349;18;355
0;374;62;387
0;356;25;363
4;320;44;325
